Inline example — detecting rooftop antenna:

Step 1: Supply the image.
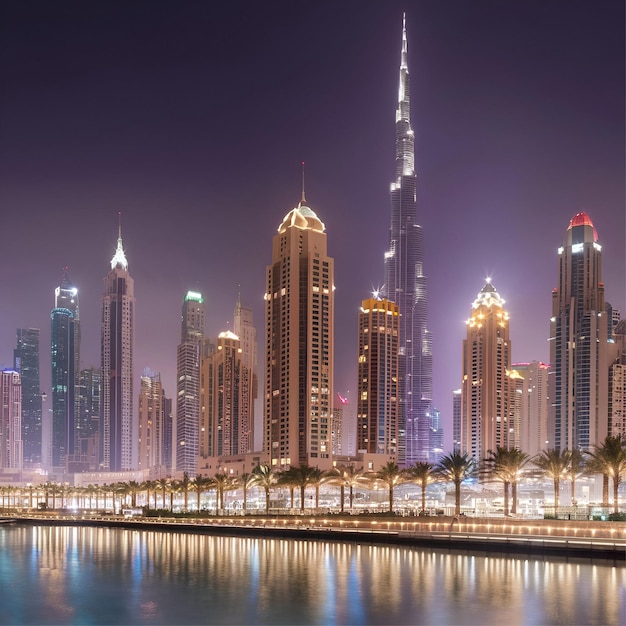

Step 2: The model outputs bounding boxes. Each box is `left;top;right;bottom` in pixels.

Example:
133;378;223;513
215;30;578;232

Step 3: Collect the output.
118;211;122;239
301;161;306;204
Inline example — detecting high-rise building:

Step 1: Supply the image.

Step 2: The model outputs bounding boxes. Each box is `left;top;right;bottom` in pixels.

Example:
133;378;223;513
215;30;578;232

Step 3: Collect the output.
138;368;169;472
332;393;347;457
461;280;512;463
1;369;22;469
357;297;399;466
608;319;626;438
200;330;252;458
101;219;135;471
176;290;204;474
452;389;462;453
383;14;432;465
510;361;550;457
264;193;334;469
14;328;42;465
549;212;610;451
428;407;444;461
50;268;79;470
77;367;101;441
234;296;257;454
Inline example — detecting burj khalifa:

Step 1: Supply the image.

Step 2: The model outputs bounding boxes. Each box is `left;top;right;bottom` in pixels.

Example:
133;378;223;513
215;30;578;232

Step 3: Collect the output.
384;14;432;465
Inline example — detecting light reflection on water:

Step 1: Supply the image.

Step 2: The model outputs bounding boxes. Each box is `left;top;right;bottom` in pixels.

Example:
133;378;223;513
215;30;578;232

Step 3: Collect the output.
0;525;623;625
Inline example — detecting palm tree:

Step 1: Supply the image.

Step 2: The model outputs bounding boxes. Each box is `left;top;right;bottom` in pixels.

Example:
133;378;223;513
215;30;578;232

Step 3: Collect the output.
192;474;214;511
532;448;570;510
484;448;531;515
375;462;404;513
180;472;191;512
435;452;476;516
404;462;434;514
238;472;257;513
587;436;626;513
327;465;366;512
566;449;586;506
155;478;170;510
213;473;233;513
280;464;321;512
251;464;275;514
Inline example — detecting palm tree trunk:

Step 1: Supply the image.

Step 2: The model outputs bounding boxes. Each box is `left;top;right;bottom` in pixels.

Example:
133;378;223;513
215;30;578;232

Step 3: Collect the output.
602;474;609;508
349;486;354;510
554;478;560;509
454;480;461;516
512;481;518;514
340;485;345;513
504;481;510;516
421;483;426;513
265;488;270;514
388;485;393;513
613;476;620;514
300;486;305;512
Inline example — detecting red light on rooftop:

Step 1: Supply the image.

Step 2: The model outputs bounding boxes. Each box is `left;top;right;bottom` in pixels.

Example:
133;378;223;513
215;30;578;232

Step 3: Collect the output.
568;211;598;241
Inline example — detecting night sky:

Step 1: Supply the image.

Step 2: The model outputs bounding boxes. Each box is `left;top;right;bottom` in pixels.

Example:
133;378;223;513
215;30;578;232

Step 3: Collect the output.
1;1;624;451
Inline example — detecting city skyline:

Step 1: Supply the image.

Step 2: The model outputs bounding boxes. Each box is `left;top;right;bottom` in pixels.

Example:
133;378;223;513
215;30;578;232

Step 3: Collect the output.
1;1;624;452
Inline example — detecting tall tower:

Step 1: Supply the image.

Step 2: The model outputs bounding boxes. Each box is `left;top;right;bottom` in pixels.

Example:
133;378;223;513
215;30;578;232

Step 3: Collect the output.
176;290;204;474
200;330;252;458
101;217;135;471
461;280;512;463
264;192;334;470
0;369;22;469
138;368;168;472
234;296;257;454
14;328;42;466
384;14;432;465
357;297;399;468
50;268;79;471
510;361;550;457
550;212;609;451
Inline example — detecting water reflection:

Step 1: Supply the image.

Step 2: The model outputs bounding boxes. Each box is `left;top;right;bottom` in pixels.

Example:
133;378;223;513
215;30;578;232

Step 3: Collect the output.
0;525;623;625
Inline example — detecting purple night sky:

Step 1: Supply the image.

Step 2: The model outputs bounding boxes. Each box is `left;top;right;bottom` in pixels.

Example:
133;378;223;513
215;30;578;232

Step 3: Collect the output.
1;1;624;451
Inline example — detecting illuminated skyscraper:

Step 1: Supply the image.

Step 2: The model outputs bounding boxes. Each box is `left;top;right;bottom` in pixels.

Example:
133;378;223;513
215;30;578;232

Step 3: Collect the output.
234;296;257;454
176;290;204;474
138;368;168;472
50;269;79;470
549;212;609;451
384;15;432;465
357;297;399;467
510;361;550;457
14;328;42;465
200;330;252;458
0;369;22;469
608;320;626;438
101;219;135;471
461;280;512;463
264;192;334;469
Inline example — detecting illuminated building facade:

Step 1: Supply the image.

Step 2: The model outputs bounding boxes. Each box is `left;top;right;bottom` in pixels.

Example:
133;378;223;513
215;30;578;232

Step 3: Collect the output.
233;296;257;454
13;328;42;465
549;212;609;451
138;369;167;472
357;297;399;466
1;369;22;469
176;290;204;474
264;194;334;469
608;319;626;438
383;15;432;465
332;393;347;456
452;389;462;453
50;268;79;470
101;221;135;471
461;280;512;463
200;330;252;458
510;361;550;457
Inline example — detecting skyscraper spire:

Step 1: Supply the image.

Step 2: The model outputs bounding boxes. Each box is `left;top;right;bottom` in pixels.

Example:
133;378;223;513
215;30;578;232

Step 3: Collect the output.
111;211;128;270
301;161;306;204
384;15;432;465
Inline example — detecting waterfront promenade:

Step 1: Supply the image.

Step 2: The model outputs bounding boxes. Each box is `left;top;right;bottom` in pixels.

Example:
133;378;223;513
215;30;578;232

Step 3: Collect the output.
4;513;625;560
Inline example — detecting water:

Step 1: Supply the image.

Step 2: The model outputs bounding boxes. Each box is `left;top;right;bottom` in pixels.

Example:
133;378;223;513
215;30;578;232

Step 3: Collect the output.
0;524;623;625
